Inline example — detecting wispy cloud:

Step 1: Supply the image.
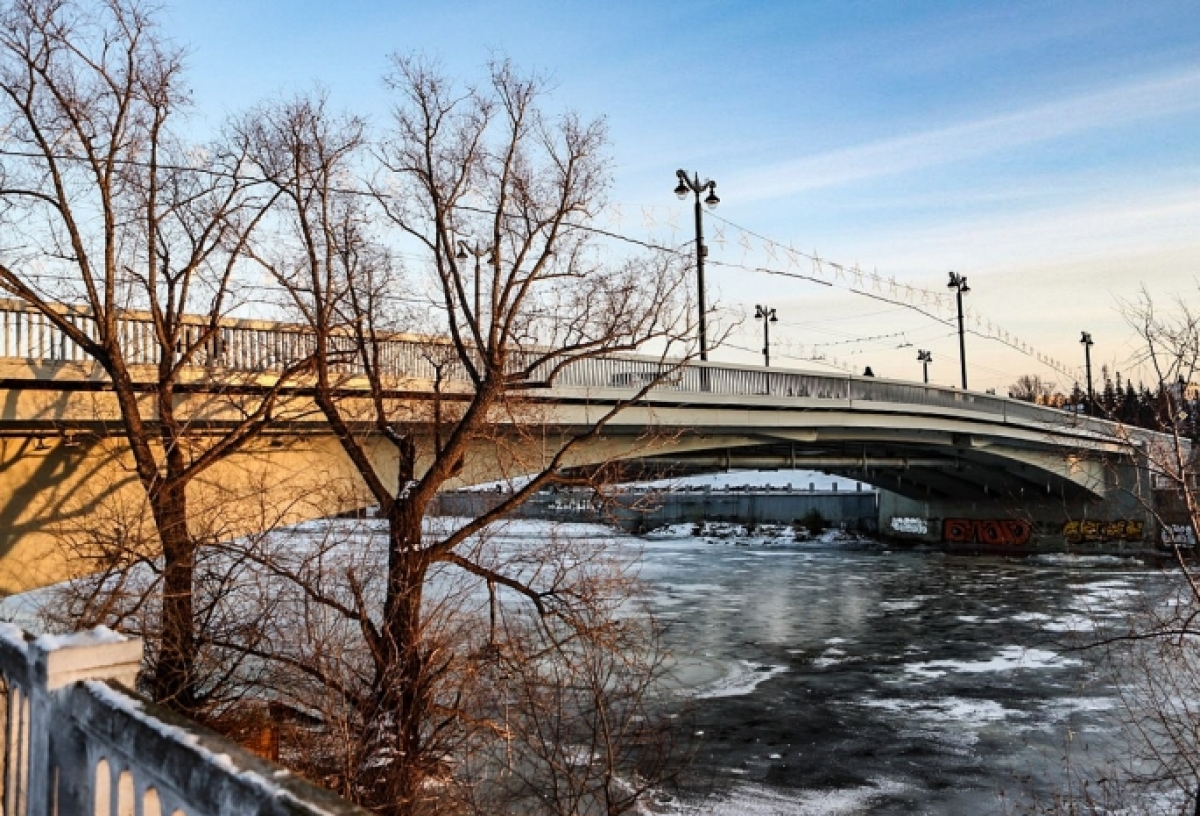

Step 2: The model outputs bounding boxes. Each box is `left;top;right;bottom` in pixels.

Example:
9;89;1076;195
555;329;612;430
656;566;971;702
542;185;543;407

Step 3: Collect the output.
851;185;1200;271
731;67;1200;202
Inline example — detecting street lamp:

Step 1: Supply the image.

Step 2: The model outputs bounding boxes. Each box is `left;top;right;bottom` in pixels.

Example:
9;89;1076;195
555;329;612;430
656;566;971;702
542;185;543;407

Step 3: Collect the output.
917;349;932;384
1080;331;1094;415
754;304;778;367
675;170;719;361
947;271;970;389
455;240;494;323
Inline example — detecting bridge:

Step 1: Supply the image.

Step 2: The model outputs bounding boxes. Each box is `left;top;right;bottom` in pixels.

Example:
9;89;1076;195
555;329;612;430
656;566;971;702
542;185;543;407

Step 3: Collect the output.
0;299;1161;591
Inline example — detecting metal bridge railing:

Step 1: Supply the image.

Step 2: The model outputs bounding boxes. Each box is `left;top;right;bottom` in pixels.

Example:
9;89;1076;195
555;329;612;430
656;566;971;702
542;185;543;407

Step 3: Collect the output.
0;299;1100;431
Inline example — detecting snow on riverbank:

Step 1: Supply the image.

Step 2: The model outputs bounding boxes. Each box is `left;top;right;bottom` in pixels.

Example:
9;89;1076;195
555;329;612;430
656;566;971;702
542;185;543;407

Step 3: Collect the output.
645;521;872;546
462;468;874;493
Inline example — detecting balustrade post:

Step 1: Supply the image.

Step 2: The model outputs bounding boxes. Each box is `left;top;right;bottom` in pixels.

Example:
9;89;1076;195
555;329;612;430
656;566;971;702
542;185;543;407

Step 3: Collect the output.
0;627;141;816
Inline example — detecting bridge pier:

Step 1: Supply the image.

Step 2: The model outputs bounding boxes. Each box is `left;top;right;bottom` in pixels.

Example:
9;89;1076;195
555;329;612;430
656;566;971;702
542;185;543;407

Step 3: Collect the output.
877;459;1164;555
0;433;388;593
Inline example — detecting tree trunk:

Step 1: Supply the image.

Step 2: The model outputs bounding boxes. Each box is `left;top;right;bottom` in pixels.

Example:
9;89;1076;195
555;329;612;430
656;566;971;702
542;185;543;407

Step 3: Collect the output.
150;477;198;714
370;498;432;815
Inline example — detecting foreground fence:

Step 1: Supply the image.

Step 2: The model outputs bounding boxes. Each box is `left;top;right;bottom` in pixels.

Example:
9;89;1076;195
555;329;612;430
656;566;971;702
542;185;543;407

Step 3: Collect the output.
0;624;365;816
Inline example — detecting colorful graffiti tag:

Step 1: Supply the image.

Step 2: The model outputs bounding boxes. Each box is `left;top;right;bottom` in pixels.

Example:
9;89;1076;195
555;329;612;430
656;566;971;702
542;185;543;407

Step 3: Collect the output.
1061;519;1144;544
943;518;1032;547
1160;524;1197;548
889;517;929;536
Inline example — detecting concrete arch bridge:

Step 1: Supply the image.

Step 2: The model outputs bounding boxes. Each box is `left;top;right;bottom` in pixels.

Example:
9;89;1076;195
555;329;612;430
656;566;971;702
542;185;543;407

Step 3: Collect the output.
0;300;1164;591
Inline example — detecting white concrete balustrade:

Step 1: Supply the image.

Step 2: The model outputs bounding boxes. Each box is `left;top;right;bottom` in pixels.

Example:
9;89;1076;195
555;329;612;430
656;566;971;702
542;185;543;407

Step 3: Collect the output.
0;624;365;816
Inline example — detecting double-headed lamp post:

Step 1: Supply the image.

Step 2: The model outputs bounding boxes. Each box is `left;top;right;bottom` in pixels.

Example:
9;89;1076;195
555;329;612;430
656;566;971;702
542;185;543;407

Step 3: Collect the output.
755;304;778;367
455;240;494;323
947;271;971;389
917;349;932;384
1080;331;1094;415
674;170;720;361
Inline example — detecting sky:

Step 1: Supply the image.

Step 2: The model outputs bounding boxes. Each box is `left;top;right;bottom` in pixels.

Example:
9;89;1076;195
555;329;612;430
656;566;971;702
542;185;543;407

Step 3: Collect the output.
163;0;1200;394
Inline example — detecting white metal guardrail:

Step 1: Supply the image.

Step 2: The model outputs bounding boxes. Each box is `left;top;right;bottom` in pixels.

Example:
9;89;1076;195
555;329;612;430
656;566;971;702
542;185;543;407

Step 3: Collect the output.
0;299;1112;433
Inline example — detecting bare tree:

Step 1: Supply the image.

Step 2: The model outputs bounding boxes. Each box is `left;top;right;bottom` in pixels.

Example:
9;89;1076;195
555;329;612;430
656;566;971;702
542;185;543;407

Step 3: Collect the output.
1025;291;1200;815
0;0;305;715
1008;373;1059;405
234;61;692;814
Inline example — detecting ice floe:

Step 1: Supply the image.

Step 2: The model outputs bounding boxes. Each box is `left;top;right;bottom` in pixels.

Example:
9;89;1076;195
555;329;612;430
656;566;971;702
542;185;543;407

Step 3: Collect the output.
879;600;921;612
654;779;909;815
695;660;788;699
813;647;848;668
904;646;1079;679
858;695;1012;728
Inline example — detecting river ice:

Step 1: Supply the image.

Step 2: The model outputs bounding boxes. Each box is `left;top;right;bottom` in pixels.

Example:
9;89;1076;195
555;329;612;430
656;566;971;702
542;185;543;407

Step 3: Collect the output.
0;513;1173;814
636;527;1164;814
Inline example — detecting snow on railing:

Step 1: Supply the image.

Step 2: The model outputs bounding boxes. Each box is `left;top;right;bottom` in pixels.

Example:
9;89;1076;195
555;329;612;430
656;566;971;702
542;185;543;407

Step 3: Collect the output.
0;624;366;816
0;298;1093;431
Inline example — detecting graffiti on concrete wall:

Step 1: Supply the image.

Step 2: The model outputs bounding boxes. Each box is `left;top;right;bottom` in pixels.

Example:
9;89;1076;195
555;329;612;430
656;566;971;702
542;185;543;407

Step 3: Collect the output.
889;517;929;536
943;518;1032;546
1062;519;1144;544
547;498;595;513
1160;524;1197;548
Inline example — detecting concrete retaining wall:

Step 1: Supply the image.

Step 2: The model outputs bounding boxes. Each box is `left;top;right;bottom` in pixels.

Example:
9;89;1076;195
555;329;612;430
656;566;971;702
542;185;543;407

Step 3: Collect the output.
432;487;881;532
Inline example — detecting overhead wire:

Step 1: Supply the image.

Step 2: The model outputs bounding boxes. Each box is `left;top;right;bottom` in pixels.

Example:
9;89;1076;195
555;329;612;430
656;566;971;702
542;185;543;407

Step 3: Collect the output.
0;145;1082;381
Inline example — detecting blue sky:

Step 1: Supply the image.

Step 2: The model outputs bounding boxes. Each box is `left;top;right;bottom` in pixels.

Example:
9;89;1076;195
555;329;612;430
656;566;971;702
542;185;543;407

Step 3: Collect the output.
166;0;1200;392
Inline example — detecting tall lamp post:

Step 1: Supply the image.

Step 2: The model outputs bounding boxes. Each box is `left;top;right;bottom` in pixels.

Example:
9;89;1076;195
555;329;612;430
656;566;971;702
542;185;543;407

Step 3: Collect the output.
455;240;493;323
1080;331;1094;415
674;170;720;361
755;304;778;367
917;349;932;384
947;271;970;389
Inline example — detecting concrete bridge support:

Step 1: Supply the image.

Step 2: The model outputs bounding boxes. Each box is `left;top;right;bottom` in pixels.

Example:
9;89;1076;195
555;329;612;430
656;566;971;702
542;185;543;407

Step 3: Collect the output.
0;434;380;593
877;458;1161;554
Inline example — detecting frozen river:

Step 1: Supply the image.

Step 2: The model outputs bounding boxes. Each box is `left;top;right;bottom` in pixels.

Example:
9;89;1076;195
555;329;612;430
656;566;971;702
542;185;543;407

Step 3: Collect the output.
630;526;1157;815
1;512;1168;814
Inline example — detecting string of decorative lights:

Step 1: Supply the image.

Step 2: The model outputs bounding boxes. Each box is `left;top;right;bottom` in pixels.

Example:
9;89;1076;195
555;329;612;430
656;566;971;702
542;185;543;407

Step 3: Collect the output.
0;147;1083;382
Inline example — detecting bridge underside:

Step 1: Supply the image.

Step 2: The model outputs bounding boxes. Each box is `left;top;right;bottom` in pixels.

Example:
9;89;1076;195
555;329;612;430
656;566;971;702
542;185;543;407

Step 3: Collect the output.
602;432;1109;505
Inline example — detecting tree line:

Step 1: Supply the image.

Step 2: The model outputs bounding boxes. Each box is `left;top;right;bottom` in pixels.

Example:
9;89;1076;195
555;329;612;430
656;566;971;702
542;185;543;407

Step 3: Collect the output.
1008;368;1200;437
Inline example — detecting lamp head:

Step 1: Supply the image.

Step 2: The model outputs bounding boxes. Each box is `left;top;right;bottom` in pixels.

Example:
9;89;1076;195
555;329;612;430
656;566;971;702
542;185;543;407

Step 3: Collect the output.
769;311;778;322
674;169;690;200
754;305;765;320
455;241;468;261
704;184;720;209
1080;331;1093;345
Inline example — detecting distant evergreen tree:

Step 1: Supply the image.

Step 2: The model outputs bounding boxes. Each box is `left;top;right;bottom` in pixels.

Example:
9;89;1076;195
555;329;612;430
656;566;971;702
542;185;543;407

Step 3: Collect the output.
1138;384;1158;430
1120;381;1139;425
1069;381;1086;413
1101;372;1117;417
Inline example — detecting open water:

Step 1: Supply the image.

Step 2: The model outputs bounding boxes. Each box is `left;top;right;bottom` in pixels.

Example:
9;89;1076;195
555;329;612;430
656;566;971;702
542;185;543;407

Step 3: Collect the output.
629;526;1162;815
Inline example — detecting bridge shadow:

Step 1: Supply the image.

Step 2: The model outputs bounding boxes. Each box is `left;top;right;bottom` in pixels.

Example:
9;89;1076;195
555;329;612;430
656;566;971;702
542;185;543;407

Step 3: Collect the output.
0;434;136;590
